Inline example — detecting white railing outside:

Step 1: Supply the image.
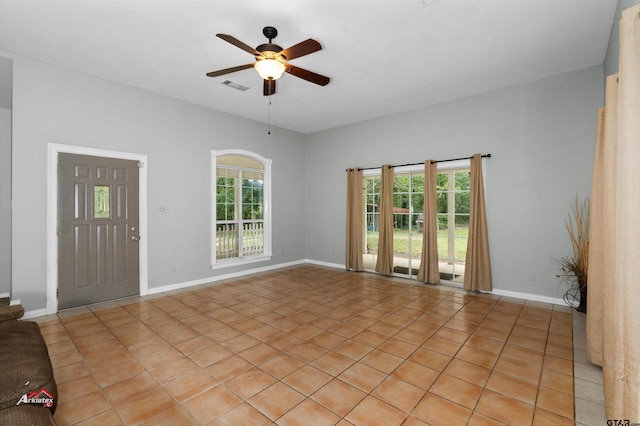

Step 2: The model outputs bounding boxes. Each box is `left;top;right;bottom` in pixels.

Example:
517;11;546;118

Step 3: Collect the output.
216;223;238;259
242;222;264;257
216;222;264;260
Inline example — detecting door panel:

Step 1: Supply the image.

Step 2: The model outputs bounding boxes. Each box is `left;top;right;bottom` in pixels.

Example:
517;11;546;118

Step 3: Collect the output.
95;223;107;285
58;153;140;309
113;223;128;283
75;225;91;289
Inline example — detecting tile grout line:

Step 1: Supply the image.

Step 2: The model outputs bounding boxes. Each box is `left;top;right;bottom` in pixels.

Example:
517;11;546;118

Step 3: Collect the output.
37;266;578;425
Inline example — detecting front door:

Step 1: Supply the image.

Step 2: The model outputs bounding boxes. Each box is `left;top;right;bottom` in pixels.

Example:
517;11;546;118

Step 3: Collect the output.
57;153;140;309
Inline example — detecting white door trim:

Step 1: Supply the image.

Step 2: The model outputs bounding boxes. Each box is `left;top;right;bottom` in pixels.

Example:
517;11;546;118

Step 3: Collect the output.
47;143;149;314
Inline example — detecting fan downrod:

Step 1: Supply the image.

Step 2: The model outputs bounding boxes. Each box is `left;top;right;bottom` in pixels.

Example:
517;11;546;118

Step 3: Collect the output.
263;26;278;42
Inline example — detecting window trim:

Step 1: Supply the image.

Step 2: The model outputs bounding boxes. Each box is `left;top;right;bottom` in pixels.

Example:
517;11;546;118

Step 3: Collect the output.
211;149;272;269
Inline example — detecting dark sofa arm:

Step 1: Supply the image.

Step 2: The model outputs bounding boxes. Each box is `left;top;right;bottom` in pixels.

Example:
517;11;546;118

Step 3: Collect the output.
0;321;58;415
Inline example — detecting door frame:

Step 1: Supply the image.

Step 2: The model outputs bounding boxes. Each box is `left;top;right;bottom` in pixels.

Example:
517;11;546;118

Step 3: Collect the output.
47;143;149;314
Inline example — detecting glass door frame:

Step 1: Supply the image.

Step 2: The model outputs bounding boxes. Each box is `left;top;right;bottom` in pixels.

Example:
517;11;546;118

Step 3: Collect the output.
362;159;474;283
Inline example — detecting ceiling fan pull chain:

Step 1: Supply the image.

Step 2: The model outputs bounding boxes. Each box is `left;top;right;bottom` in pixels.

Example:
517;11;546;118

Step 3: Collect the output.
268;97;272;135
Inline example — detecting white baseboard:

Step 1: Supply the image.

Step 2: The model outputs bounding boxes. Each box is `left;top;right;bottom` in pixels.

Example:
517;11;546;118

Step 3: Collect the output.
23;258;569;317
305;260;568;306
303;259;345;270
489;288;566;306
146;259;307;295
22;308;48;319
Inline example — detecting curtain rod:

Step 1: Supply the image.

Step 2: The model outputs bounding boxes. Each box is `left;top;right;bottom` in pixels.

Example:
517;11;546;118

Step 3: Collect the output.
346;153;491;172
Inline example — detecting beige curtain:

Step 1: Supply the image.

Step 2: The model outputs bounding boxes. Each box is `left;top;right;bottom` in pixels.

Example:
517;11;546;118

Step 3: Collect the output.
346;168;364;271
587;78;618;367
417;160;440;284
375;165;394;275
463;154;492;291
588;5;640;421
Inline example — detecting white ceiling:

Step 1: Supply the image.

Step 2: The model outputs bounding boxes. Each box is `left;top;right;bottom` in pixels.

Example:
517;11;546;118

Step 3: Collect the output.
0;0;617;134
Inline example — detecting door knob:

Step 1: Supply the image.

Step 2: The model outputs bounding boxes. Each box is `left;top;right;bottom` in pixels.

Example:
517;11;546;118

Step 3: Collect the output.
131;235;141;241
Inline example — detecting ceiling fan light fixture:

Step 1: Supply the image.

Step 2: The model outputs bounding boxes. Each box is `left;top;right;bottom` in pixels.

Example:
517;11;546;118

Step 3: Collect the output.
208;28;329;96
255;59;285;80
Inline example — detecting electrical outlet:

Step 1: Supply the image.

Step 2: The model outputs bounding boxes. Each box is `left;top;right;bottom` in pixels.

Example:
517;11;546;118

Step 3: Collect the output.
528;272;535;282
159;206;169;214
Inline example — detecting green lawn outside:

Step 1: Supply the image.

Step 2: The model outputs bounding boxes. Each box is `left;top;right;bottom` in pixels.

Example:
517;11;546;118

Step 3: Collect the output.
366;228;468;261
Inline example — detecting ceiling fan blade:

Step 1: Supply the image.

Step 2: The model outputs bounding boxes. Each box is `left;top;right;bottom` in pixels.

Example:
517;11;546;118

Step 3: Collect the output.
279;39;322;61
206;64;255;78
286;65;330;86
263;79;276;96
216;34;261;56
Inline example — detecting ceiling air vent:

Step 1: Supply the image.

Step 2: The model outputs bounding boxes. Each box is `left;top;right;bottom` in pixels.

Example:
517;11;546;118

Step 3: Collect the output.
221;80;251;91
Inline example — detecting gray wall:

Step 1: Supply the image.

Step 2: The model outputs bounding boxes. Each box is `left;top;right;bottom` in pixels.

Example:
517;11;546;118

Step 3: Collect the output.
604;0;640;77
0;107;10;294
5;49;605;311
8;52;306;311
0;55;11;295
304;65;603;300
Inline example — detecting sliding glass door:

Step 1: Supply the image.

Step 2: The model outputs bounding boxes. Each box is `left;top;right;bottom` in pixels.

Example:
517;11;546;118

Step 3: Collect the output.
391;172;424;278
436;168;470;282
364;176;380;270
362;161;472;283
363;170;424;278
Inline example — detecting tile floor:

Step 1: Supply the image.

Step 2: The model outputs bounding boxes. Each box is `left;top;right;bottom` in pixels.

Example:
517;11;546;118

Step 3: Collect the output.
572;312;607;425
31;265;601;425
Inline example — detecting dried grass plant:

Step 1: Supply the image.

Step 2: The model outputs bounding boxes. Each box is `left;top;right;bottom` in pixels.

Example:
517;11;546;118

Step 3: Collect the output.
557;195;590;312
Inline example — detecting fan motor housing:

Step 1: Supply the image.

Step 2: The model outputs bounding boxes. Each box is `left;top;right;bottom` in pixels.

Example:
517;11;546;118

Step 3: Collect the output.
257;43;283;54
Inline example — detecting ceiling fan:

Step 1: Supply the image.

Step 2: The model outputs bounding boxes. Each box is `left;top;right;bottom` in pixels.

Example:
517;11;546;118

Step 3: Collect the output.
206;26;330;96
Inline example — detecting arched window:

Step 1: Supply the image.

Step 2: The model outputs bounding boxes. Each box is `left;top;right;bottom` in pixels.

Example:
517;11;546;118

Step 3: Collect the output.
211;150;272;267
